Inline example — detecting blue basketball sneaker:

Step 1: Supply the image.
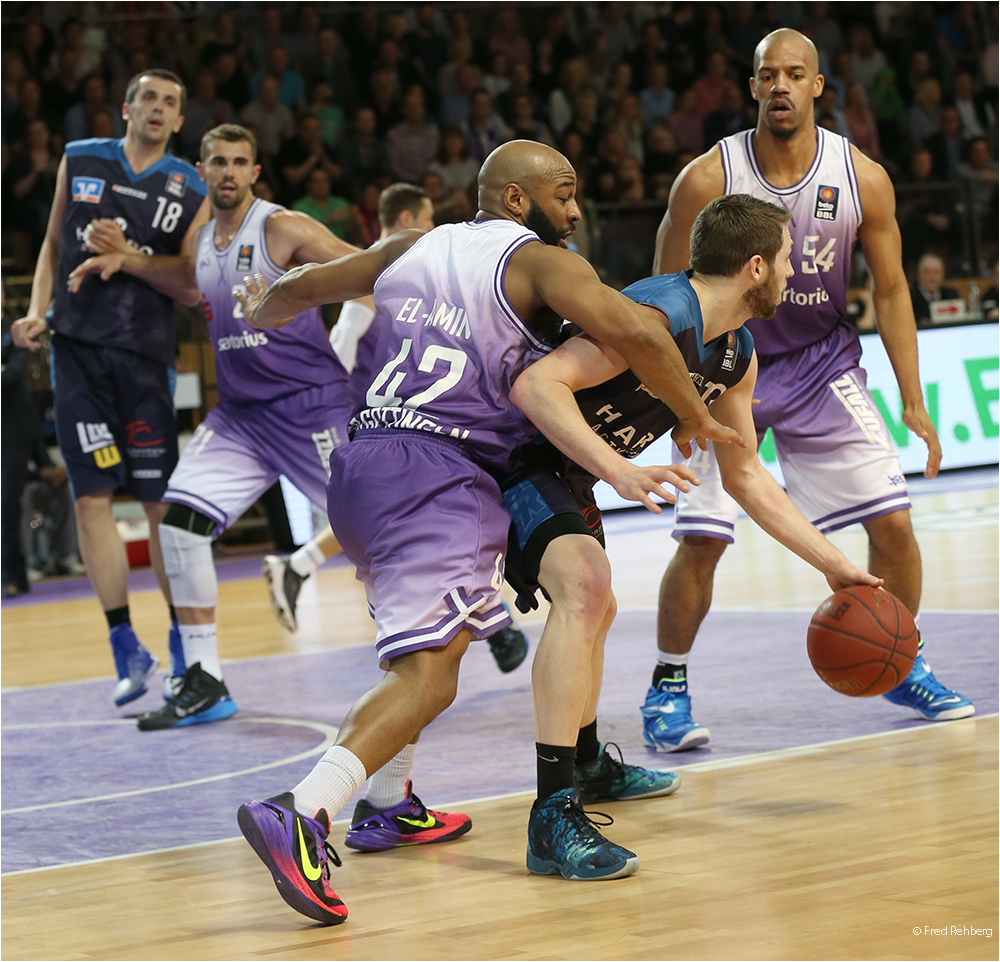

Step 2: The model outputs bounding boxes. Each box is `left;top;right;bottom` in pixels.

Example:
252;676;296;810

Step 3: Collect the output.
163;620;185;702
641;680;710;752
110;624;159;707
136;663;238;730
527;788;638;880
576;742;681;803
883;654;975;721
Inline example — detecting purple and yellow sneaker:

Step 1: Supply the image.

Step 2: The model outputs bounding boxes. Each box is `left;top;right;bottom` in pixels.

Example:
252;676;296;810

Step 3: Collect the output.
344;780;472;852
238;792;347;925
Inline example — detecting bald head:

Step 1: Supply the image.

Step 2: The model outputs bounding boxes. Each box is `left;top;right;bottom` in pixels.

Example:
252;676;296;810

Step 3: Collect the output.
477;140;580;246
753;28;819;76
478;140;575;210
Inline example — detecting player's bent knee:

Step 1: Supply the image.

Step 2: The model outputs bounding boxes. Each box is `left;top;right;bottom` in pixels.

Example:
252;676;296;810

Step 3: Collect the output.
159;505;219;608
864;509;916;551
677;535;729;570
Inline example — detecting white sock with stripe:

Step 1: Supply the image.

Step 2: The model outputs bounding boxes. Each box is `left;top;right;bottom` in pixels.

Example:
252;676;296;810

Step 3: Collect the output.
179;623;221;680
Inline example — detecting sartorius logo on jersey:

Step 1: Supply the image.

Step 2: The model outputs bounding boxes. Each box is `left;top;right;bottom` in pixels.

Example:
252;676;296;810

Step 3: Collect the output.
814;185;840;221
217;331;269;351
780;286;831;306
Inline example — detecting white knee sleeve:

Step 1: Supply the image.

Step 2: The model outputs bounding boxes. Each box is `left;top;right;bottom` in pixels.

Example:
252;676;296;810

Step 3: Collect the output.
158;523;218;609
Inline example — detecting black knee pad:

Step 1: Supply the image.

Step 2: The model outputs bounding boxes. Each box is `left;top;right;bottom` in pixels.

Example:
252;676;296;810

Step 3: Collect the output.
162;503;218;538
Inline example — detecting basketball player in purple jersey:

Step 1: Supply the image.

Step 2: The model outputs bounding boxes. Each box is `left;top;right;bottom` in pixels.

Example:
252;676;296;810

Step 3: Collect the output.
12;70;209;709
72;124;472;849
265;183;532;676
233;140;744;925
646;28;972;751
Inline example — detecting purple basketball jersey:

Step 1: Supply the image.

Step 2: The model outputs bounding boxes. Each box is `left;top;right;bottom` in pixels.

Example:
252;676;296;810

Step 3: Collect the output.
195;198;349;402
351;220;555;472
718;128;862;355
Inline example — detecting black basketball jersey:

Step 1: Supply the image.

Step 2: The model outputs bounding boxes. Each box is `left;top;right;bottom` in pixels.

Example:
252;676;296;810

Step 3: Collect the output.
572;270;755;460
51;138;206;365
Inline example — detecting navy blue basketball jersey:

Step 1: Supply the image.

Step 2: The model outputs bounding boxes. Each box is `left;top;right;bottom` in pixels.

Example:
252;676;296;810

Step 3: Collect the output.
51;138;206;365
571;271;755;459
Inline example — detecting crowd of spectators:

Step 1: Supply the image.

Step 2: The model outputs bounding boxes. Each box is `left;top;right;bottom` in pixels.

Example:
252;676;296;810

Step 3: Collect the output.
1;2;997;275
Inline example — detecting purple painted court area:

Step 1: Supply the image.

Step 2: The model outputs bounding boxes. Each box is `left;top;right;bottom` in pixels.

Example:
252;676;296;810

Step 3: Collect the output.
0;551;353;608
2;609;996;874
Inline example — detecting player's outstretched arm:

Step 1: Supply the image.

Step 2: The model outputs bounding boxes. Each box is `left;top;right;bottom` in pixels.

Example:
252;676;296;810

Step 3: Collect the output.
510;243;745;456
239;229;423;329
510;333;698;513
854;148;941;479
12;155;68;350
711;359;882;592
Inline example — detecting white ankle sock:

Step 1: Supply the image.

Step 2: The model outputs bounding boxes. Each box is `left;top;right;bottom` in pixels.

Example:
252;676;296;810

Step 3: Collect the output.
179;623;221;680
657;650;689;666
292;746;367;818
290;541;326;578
364;743;416;808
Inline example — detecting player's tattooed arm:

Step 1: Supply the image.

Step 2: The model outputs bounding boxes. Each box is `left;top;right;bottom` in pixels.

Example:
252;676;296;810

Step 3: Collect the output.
854;148;941;479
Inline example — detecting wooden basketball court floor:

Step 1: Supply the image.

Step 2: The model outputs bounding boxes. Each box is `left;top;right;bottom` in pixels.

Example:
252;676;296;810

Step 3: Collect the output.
2;468;997;961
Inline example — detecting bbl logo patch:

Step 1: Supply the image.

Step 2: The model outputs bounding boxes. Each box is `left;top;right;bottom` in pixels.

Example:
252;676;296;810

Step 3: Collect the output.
165;171;188;197
814;184;839;221
236;245;254;272
722;329;737;371
72;177;106;204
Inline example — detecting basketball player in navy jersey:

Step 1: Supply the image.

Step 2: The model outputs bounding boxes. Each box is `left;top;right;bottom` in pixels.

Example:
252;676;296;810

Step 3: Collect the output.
12;70;209;709
646;29;972;751
504;198;881;731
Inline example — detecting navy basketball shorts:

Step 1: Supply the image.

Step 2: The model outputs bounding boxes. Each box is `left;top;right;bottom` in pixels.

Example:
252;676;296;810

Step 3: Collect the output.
501;453;605;613
50;333;178;502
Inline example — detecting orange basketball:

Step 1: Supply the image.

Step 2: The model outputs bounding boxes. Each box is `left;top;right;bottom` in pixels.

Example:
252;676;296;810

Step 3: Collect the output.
807;586;918;697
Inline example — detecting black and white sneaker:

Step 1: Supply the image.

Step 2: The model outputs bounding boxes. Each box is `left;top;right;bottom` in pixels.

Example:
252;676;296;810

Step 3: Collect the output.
262;554;306;632
137;663;238;730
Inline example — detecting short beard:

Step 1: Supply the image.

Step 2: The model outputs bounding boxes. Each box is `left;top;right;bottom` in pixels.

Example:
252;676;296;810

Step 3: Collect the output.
211;184;246;210
524;201;565;247
744;272;781;319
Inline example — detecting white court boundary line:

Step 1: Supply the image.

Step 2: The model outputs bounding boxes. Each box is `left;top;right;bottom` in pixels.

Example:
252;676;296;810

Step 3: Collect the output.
0;717;338;816
2;606;995;692
2;713;994;879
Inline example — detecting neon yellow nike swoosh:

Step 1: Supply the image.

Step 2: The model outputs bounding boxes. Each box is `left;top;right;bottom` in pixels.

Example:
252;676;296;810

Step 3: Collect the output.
297;820;322;881
396;813;437;829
